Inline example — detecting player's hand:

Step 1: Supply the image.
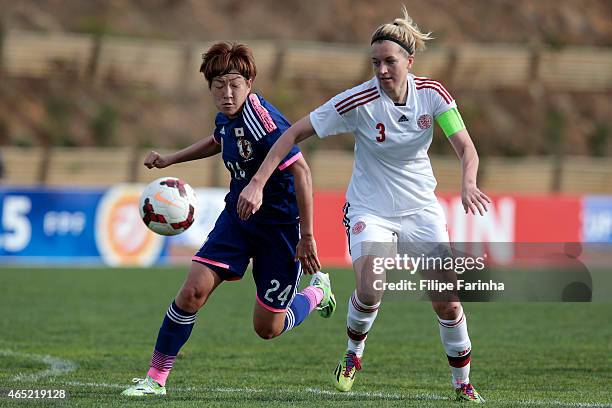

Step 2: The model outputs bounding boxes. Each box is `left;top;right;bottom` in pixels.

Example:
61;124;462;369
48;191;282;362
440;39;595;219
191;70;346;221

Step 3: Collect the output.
296;234;321;275
237;181;263;220
461;183;491;216
144;151;172;169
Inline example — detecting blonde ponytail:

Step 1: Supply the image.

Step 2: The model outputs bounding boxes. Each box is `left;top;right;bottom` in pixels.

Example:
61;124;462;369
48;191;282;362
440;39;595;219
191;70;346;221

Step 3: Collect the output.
371;5;433;55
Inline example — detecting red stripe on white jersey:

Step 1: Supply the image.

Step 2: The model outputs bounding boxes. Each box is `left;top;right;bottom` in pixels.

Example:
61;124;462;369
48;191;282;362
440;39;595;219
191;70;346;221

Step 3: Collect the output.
414;76;434;81
336;89;379;113
338;94;380;115
416;85;452;104
415;77;452;98
414;76;448;88
415;78;453;103
414;77;452;95
335;87;378;109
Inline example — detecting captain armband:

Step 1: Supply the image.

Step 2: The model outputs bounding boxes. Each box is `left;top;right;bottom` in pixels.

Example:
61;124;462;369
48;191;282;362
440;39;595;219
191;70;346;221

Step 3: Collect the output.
435;108;466;138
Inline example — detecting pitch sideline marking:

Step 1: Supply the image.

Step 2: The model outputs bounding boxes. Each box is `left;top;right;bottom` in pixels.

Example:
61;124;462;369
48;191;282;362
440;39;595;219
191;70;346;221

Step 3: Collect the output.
55;381;612;407
516;401;612;408
0;349;77;381
63;380;265;394
305;387;445;401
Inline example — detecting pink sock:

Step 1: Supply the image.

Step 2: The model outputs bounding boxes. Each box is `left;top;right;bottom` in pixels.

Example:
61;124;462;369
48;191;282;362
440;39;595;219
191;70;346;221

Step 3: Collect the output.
301;286;324;312
147;367;170;387
147;350;176;386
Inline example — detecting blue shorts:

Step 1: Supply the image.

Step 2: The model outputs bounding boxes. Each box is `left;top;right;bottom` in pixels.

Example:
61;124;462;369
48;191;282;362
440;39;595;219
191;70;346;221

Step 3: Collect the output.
193;208;302;312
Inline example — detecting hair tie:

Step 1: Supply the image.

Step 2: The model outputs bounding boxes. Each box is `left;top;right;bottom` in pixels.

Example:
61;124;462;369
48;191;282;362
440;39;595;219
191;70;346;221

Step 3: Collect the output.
370;34;414;55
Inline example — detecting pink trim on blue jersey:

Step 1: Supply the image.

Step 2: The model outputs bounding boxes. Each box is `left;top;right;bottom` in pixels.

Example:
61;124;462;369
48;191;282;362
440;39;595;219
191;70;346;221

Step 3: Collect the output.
212;134;221;145
248;94;278;133
192;256;230;269
256;294;287;312
278;151;303;171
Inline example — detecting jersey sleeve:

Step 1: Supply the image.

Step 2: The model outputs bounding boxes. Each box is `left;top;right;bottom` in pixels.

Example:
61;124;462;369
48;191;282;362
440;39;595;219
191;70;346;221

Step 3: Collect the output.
420;80;466;137
309;87;367;138
243;94;281;142
212;132;222;145
424;80;458;118
257;125;302;171
277;145;302;171
246;94;303;171
212;113;224;144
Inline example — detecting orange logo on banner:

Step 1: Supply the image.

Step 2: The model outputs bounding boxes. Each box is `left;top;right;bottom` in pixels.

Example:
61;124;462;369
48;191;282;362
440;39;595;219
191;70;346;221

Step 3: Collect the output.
95;185;165;266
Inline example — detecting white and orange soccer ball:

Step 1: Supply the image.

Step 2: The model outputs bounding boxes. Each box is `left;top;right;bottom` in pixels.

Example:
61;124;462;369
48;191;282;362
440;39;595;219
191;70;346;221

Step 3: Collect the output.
139;177;197;236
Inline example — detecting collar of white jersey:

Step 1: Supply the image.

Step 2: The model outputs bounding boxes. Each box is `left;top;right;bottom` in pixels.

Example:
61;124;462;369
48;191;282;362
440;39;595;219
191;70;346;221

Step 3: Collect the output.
374;74;416;109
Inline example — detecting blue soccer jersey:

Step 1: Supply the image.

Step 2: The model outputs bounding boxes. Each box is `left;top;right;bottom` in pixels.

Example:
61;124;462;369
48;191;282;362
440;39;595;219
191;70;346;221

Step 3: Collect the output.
213;93;302;224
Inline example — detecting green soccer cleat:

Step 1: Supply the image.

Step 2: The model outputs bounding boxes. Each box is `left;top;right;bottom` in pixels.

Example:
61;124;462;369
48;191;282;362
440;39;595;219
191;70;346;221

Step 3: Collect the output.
333;351;361;392
310;271;336;318
455;383;485;403
121;376;166;396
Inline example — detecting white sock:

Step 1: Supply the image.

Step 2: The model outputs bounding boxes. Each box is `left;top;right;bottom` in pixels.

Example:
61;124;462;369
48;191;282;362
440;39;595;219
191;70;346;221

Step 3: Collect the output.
346;291;380;358
438;308;472;387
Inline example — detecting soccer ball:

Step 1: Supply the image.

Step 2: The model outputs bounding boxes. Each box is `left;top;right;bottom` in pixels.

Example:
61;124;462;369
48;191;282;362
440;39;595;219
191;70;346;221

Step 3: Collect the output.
139;177;196;236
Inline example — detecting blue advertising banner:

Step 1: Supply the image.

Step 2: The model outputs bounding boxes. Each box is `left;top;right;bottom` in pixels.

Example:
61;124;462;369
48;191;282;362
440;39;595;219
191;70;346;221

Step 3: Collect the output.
0;188;103;261
0;186;168;266
583;196;612;243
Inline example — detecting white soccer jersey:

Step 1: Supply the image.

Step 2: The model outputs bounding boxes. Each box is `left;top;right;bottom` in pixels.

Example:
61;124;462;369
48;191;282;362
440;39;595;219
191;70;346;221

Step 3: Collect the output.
310;73;457;217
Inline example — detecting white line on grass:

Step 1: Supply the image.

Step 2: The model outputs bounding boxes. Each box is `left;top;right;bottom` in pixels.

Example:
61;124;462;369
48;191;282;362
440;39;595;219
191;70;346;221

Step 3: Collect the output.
0;349;77;381
305;387;446;401
57;381;612;407
64;381;122;389
516;401;612;408
304;388;612;407
63;380;264;394
2;354;608;408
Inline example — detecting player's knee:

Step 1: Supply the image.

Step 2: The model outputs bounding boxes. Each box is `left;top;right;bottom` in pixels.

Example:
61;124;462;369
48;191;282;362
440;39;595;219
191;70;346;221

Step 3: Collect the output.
433;302;461;320
176;287;208;313
354;290;381;308
254;325;280;340
253;320;282;340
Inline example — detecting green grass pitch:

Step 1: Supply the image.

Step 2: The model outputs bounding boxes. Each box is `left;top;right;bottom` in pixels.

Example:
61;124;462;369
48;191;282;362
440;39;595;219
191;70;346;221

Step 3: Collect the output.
0;266;610;407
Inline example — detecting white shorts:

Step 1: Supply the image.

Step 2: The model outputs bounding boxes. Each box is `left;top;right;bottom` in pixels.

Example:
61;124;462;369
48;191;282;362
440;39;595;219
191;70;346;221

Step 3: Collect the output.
343;201;451;263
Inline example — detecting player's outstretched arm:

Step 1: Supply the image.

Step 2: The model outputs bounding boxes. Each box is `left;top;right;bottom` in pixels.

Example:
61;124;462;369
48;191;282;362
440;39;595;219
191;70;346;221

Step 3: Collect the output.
144;135;221;169
237;116;316;220
447;129;491;215
287;156;321;275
